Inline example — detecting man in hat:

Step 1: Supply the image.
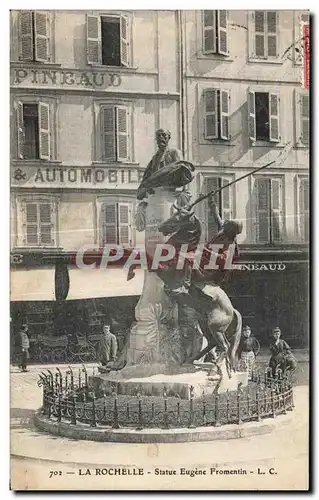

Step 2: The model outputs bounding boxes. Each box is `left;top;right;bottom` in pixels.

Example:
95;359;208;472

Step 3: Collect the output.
97;324;118;368
19;324;30;372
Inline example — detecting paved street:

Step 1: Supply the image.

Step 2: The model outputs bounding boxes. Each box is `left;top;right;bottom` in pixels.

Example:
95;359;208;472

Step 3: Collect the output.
10;362;309;491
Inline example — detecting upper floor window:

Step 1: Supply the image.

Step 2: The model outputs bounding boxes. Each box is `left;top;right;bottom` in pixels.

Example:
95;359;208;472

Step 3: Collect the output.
87;14;130;67
100;105;131;162
248;90;280;143
295;91;309;146
249;11;279;61
204;89;230;140
202;11;228;56
204;176;232;240
101;201;133;247
16;196;58;248
16;100;51;160
254;177;283;243
19;11;51;63
297;177;309;242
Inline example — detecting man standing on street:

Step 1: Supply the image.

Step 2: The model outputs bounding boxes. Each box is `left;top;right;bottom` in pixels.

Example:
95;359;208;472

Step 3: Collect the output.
19;324;30;372
97;324;118;368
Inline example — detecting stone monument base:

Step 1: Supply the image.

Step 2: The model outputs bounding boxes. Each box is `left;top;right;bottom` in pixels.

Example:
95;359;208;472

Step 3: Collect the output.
90;363;248;399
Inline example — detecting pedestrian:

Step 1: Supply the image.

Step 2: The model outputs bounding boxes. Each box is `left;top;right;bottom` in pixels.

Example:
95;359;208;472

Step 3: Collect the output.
238;325;260;379
268;327;297;377
19;324;30;372
97;324;118;367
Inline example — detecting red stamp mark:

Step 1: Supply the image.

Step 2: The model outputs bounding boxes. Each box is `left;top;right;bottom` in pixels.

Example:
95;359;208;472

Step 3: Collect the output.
303;24;310;89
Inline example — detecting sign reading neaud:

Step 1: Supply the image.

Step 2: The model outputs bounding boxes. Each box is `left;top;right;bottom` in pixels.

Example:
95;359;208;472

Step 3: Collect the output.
12;166;144;190
11;67;122;89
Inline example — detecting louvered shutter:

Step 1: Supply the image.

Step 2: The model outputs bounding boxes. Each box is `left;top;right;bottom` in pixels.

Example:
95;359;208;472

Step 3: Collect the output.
248;90;256;141
118;203;132;246
17;101;25;159
271;178;282;242
254;11;265;57
204;90;218;139
203;11;216;54
103;107;116;162
19;11;33;61
299;178;309;241
26;203;39;246
221;178;232;221
300;94;309;145
269;93;280;142
34;11;50;62
39;203;53;245
87;15;101;65
266;11;278;57
116;106;129;161
38;102;50;160
120;15;129;67
206;177;220;240
220;90;230;140
256;178;270;243
217;11;228;55
102;203;118;244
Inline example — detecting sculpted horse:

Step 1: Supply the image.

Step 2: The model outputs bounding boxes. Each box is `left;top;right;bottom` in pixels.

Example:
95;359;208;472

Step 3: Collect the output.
156;207;243;374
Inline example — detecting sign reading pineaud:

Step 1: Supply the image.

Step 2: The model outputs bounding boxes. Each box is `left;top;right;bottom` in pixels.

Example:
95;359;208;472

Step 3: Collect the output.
11;67;122;88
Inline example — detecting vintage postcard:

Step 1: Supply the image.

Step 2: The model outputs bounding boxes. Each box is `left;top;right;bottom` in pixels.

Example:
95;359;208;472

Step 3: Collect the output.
10;9;310;491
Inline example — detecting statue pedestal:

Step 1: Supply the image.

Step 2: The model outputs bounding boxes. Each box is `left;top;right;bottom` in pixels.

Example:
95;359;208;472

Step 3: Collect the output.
126;188;182;367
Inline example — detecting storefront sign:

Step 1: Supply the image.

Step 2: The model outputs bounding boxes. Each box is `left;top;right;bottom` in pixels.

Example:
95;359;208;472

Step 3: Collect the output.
12;166;144;189
11;67;122;89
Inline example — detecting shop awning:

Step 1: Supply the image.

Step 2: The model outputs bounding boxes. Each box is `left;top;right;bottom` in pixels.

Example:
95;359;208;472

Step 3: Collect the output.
66;268;144;300
10;268;56;302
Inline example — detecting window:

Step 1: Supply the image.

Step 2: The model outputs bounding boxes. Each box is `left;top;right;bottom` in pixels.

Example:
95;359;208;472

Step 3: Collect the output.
87;14;130;66
252;11;278;59
248;90;280;142
19;11;50;62
101;105;130;162
18;197;58;248
204;89;230;140
205;177;232;240
202;11;228;56
101;202;133;247
16;101;51;160
255;177;283;243
298;177;309;241
295;91;309;146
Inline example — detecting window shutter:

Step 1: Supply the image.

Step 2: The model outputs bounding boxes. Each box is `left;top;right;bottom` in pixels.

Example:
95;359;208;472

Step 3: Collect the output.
269;93;280;142
299;178;309;241
87;15;101;65
300;94;309;145
294;20;304;65
120;15;129;67
220;90;230;140
254;11;265;57
39;203;53;245
102;107;116;162
217;11;228;55
270;178;282;242
102;203;118;244
34;11;50;62
256;178;270;243
118;203;132;246
204;90;218;139
248;90;256;141
206;177;220;240
266;11;278;57
221;178;232;221
203;10;216;54
17;101;25;159
38;102;51;160
19;11;33;61
26;203;39;246
116;106;129;162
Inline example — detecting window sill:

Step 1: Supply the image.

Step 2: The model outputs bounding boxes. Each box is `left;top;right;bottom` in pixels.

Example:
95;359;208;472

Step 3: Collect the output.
12;159;62;165
12;247;62;252
197;53;234;62
199;139;235;146
92;161;140;167
87;64;138;72
12;61;62;68
248;57;283;65
250;141;284;148
294;143;309;149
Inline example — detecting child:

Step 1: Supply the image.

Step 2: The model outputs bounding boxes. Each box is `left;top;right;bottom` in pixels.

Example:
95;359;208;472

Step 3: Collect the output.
238;325;259;379
268;327;297;377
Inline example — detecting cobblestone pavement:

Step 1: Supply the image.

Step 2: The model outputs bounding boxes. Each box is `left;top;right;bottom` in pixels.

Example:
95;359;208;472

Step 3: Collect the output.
10;363;309;491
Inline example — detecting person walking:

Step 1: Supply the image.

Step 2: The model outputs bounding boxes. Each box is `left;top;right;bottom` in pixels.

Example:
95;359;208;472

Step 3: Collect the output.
19;324;30;372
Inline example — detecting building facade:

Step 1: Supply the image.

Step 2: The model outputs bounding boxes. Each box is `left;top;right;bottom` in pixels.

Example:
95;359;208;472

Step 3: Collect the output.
10;10;309;359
